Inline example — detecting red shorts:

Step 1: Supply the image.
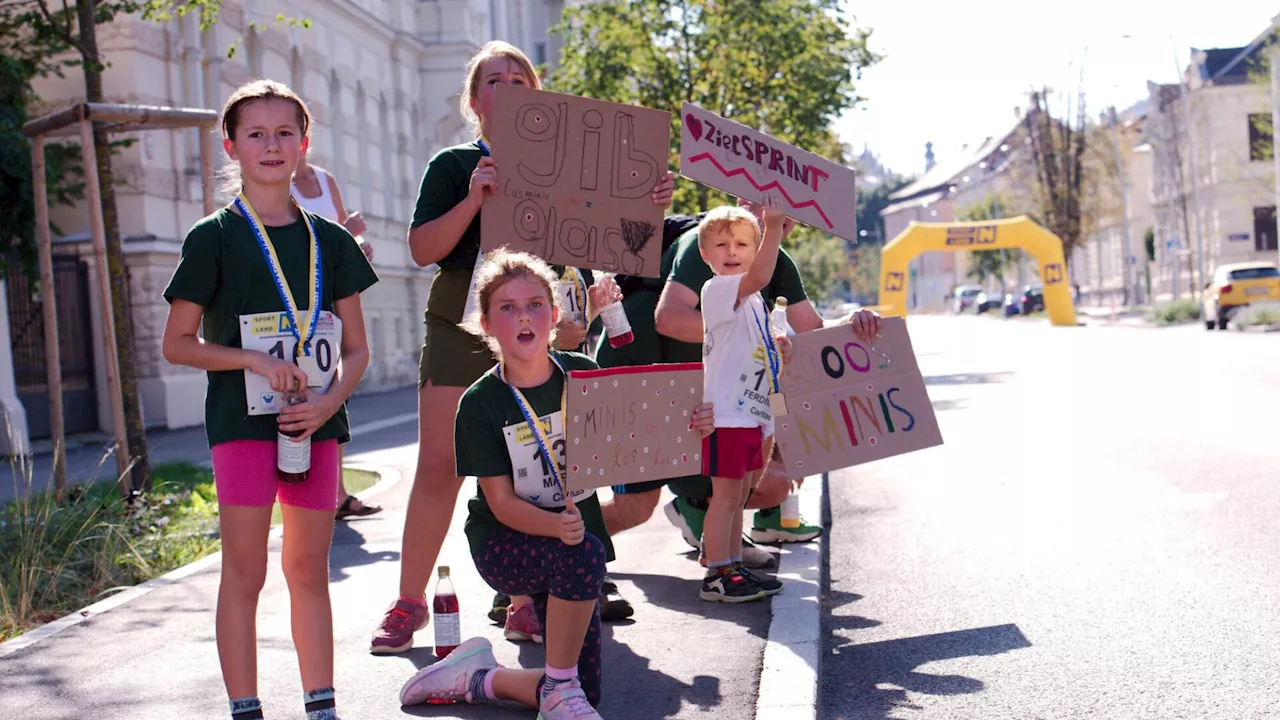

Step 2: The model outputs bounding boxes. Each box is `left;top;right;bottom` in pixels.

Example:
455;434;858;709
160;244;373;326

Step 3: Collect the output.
210;439;340;511
702;427;764;479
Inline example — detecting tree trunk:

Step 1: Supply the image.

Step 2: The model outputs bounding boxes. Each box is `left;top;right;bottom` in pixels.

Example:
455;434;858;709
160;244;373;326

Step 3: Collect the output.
77;0;152;492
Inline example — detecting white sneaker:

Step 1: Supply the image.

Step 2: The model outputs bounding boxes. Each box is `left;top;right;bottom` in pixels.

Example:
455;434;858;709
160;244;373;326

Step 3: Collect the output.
399;637;498;706
538;676;604;719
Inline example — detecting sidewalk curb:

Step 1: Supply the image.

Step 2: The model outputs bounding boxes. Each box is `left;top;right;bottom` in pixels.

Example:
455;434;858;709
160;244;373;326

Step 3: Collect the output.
755;472;827;720
0;462;405;659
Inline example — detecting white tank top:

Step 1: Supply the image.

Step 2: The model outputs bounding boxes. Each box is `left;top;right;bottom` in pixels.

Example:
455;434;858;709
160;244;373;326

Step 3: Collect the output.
291;168;340;222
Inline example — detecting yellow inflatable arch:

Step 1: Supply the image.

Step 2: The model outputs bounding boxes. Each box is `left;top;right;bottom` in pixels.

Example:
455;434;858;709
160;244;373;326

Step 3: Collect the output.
878;216;1078;327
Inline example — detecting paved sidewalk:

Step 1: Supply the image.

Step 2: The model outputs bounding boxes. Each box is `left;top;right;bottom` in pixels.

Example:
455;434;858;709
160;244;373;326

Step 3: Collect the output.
0;436;776;719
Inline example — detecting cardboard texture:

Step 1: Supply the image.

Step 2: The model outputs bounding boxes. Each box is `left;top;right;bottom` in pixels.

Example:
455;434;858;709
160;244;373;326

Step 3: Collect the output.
679;103;858;242
564;363;705;491
482;85;671;278
773;318;942;476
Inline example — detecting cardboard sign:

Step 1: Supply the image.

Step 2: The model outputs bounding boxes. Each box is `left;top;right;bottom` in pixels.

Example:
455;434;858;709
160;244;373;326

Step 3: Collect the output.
773;318;942;476
564;363;704;491
679;102;858;242
482;85;671;278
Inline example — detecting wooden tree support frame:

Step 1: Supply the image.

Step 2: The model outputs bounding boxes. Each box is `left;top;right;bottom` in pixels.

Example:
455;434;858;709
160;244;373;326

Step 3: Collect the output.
22;103;219;497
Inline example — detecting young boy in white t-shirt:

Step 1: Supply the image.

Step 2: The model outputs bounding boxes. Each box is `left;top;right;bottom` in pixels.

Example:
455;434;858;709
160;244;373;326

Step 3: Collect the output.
697;195;793;603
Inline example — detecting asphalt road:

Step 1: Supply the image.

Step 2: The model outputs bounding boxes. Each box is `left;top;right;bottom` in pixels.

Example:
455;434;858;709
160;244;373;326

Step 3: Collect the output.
822;315;1280;720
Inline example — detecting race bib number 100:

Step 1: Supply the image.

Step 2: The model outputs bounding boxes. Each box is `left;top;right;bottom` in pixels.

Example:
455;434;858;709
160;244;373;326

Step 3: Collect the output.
502;411;595;508
239;310;342;415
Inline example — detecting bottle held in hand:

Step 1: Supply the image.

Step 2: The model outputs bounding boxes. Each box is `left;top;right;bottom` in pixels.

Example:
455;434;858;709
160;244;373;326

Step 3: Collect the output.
600;299;634;348
276;389;310;484
772;296;794;337
432;566;461;659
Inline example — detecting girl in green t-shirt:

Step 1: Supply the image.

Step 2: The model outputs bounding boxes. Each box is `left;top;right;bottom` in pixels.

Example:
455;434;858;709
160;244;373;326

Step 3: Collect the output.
375;39;675;653
398;250;713;718
162;80;377;720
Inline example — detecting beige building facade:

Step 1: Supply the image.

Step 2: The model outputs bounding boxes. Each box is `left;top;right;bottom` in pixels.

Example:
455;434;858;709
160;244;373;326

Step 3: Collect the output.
4;0;565;451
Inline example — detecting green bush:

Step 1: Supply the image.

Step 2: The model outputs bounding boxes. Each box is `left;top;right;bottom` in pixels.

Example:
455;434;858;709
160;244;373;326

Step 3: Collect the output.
1231;302;1280;329
0;461;220;642
1148;299;1202;325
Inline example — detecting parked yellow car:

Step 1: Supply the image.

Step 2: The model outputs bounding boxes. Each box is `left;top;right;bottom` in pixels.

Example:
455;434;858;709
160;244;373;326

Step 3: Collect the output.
1201;262;1280;330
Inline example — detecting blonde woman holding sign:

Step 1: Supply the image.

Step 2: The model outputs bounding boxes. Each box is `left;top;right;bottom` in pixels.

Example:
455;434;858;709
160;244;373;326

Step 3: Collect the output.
162;80;377;720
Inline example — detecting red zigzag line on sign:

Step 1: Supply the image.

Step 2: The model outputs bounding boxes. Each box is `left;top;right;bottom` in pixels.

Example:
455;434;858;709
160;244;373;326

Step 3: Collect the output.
687;152;835;229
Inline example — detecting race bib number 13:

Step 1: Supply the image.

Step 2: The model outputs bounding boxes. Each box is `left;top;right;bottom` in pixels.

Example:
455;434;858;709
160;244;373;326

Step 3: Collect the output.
239;310;342;415
502;411;594;508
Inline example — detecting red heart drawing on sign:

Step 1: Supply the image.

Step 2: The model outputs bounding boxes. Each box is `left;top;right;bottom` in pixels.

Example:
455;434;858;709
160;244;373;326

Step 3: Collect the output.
685;113;703;142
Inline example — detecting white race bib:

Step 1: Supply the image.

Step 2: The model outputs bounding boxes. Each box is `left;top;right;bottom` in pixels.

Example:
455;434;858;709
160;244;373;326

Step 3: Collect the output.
732;343;773;424
239;310;342;415
502;411;595;508
557;280;586;326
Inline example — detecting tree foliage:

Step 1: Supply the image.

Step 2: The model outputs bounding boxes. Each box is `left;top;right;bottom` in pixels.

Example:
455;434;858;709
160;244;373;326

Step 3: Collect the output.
550;0;879;300
958;193;1019;286
842;173;910;303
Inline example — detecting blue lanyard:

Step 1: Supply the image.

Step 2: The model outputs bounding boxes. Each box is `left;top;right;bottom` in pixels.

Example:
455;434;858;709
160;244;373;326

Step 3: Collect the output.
234;195;323;357
477;138;490;156
497;355;568;498
751;303;781;393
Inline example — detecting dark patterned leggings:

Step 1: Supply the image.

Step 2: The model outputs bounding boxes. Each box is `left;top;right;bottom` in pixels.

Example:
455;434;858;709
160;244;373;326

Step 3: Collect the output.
473;527;606;705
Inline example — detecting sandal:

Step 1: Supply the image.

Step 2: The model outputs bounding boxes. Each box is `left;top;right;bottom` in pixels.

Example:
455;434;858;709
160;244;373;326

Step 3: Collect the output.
336;494;383;520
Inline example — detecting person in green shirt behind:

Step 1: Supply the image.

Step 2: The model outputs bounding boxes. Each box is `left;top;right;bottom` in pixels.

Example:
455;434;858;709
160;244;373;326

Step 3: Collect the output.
162;80;378;720
656;199;881;555
398;249;716;718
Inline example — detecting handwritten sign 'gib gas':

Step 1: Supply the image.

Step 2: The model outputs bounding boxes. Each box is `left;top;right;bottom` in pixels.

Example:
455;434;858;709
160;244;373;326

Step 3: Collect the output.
564;364;704;491
483;85;671;278
772;318;942;476
679;102;858;242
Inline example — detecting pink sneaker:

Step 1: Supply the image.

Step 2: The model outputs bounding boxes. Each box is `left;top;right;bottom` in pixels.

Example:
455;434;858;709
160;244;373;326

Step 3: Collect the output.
538;677;603;719
399;637;498;705
371;598;428;655
504;602;544;643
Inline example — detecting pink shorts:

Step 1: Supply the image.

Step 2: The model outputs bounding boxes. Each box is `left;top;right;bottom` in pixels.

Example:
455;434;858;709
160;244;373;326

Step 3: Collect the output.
702;427;764;479
210;439;340;511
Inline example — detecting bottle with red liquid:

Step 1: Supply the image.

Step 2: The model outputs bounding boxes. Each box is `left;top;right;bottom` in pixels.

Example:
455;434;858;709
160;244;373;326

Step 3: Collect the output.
597;281;634;348
276;389;310;484
432;566;461;659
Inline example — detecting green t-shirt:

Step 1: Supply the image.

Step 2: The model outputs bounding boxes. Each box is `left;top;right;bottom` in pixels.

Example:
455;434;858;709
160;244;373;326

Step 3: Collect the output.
455;351;615;561
411;140;486;272
660;227;809;363
593;240;680;368
163;207;379;448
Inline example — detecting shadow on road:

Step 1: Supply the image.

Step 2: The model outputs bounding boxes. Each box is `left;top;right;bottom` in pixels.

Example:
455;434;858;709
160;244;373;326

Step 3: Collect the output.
397;623;724;719
329;523;400;583
604;570;771;639
923;372;1016;386
821;621;1032;719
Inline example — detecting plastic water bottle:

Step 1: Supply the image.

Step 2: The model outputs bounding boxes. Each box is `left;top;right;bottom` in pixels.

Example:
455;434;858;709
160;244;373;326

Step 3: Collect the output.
432;566;461;659
771;296;794;337
276;390;310;484
598;278;634;348
781;491;801;529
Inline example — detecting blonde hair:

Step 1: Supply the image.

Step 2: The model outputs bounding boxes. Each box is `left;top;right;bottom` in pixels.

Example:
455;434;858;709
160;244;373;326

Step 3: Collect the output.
697;205;762;249
217;79;313;198
460;248;562;356
460;41;541;137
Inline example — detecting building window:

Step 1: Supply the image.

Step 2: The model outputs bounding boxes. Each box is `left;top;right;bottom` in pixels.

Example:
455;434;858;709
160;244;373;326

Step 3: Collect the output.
1254;206;1277;252
534;41;547;67
1249;113;1272;162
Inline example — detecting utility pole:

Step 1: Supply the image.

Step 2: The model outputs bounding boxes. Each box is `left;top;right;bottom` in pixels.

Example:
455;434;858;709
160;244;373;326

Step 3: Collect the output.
1107;106;1136;305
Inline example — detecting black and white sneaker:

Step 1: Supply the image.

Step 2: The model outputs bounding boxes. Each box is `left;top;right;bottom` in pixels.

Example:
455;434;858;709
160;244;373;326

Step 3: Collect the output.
601;576;635;621
736;564;784;596
700;568;767;603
